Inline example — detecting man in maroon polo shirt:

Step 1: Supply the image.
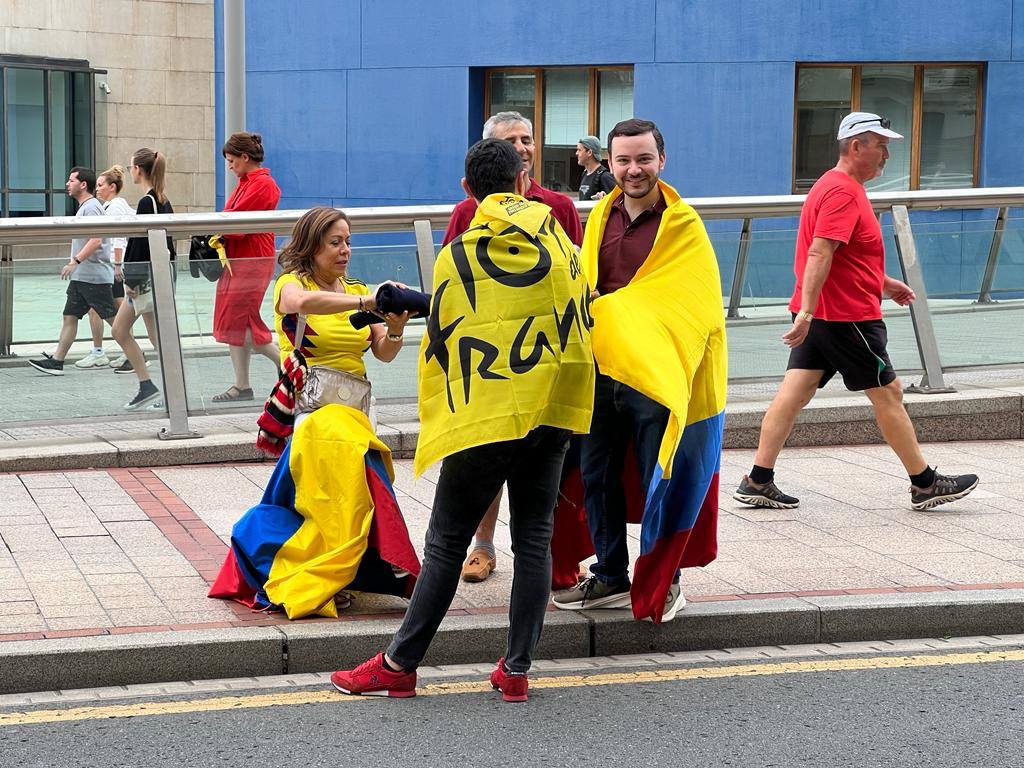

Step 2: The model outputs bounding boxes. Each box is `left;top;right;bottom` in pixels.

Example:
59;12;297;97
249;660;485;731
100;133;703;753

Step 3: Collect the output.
552;118;685;620
448;111;585;584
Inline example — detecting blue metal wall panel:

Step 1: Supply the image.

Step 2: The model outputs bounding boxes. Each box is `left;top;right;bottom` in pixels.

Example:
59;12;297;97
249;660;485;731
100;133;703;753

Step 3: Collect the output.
656;0;1013;63
345;68;469;201
982;63;1024;187
360;0;657;68
635;62;795;196
245;0;361;72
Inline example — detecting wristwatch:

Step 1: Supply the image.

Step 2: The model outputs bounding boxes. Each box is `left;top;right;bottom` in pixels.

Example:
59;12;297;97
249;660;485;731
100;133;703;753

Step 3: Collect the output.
796;310;813;323
386;332;403;342
72;256;82;264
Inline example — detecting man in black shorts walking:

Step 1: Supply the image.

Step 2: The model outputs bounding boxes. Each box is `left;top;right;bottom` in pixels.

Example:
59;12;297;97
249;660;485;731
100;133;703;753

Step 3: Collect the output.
734;112;978;512
28;167;117;377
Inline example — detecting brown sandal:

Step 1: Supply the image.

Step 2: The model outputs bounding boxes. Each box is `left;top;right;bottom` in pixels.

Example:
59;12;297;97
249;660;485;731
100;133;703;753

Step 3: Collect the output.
212;385;254;402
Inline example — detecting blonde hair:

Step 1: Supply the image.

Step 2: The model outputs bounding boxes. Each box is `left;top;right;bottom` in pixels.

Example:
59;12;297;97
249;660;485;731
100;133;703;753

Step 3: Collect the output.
132;147;167;204
99;164;127;193
278;207;350;282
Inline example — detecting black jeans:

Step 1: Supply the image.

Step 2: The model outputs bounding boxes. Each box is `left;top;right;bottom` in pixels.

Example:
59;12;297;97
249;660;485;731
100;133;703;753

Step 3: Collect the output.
580;373;674;587
387;425;571;674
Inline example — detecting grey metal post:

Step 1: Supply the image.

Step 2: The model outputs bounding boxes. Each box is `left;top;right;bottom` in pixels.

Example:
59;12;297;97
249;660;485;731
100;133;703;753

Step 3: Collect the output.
148;230;200;439
890;205;954;393
223;0;246;197
0;245;13;357
413;219;436;293
726;217;752;319
976;206;1007;304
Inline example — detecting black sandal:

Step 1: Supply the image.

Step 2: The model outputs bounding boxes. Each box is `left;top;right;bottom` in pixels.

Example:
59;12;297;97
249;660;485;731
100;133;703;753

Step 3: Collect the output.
212;385;255;402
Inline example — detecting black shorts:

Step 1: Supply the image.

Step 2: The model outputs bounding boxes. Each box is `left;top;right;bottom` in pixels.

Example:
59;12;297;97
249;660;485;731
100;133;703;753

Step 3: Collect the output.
63;281;117;320
787;315;897;391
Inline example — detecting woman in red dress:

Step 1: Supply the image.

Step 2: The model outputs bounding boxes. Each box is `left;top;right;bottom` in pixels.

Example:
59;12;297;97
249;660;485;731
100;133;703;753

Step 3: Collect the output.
212;131;283;402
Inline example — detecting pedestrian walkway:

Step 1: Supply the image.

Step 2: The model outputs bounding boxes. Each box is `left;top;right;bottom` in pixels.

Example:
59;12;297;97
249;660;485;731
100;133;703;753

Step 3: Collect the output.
2;437;1023;642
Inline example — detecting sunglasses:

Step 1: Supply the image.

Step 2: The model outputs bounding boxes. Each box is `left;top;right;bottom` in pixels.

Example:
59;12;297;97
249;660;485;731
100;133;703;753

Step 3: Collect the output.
846;116;891;130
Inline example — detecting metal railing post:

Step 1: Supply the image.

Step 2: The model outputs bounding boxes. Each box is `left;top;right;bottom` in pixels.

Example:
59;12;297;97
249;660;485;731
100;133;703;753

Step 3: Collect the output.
890;205;955;394
726;217;752;319
0;245;13;358
976;206;1007;304
148;229;200;439
413;219;436;293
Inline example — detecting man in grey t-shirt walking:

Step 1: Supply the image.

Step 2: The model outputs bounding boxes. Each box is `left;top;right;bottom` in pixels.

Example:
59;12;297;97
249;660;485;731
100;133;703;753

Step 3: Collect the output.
29;167;117;376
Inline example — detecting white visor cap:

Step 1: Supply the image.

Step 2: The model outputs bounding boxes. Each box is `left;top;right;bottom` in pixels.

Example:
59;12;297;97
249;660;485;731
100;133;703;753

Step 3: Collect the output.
837;112;904;141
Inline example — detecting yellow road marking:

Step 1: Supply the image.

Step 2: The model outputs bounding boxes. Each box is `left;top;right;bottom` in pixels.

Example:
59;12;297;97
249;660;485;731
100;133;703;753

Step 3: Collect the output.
3;648;1022;727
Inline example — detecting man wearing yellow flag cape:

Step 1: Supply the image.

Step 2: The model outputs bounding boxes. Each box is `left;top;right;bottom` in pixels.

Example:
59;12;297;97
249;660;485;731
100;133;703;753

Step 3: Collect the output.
332;138;594;702
552;119;728;624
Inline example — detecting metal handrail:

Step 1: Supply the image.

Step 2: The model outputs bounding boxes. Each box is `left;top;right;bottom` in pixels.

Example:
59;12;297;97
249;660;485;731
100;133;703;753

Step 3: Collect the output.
2;187;1022;245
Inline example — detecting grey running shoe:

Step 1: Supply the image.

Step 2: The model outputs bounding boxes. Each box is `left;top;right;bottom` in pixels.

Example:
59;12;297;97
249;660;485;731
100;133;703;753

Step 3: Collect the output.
733;475;799;509
911;471;978;511
643;583;687;624
552;576;631;610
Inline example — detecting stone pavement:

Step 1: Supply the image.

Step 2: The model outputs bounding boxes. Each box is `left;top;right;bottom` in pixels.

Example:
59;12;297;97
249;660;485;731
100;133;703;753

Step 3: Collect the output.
2;438;1024;644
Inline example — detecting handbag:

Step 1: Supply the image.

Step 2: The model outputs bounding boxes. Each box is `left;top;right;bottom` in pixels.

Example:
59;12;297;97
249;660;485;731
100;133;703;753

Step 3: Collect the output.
292;314;372;416
189;234;225;282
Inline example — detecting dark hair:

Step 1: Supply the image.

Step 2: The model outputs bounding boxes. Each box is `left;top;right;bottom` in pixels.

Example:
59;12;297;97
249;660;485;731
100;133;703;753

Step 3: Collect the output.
607;118;665;157
278;206;350;282
222;131;265;163
132;147;168;204
464;138;523;200
70;167;97;194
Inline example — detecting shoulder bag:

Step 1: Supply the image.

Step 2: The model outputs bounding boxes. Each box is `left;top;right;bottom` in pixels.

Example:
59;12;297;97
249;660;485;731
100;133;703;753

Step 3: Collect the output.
292;313;372;417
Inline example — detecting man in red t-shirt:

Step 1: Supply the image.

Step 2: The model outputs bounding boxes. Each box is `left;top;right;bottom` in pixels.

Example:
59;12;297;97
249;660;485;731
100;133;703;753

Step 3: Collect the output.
447;111;584;584
735;112;978;512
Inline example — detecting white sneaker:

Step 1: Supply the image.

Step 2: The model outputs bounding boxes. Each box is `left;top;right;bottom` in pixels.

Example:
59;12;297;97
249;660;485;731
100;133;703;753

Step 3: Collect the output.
643;583;687;624
74;351;110;369
109;354;127;368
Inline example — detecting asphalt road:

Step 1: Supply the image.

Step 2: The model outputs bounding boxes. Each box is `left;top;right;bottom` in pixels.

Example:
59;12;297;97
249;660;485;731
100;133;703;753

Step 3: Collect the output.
1;647;1022;768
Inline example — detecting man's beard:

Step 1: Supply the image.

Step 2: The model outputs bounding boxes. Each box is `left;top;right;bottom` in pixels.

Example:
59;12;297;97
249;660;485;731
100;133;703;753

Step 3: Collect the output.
620;175;658;198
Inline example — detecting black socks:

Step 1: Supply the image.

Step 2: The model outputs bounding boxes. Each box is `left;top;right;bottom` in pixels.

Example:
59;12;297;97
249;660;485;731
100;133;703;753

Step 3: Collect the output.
749;465;774;485
910;466;936;489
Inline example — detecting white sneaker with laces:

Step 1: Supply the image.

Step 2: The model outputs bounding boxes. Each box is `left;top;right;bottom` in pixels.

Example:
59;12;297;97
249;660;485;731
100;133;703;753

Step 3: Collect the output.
75;350;110;369
109;354;127;368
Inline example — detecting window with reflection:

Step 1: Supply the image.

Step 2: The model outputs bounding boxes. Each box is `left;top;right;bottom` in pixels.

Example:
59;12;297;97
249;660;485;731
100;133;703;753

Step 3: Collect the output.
1;57;96;217
793;63;982;193
486;66;633;194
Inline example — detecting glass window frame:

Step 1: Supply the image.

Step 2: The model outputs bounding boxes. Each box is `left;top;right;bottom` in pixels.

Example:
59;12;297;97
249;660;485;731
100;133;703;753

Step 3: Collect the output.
0;55;102;218
792;62;984;194
484;65;633;189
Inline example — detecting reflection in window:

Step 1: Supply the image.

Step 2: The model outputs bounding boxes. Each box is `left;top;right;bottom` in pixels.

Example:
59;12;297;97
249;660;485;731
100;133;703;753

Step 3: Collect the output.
542;69;588;193
488;71;536;128
861;66;914;192
598;69;633;143
794;68;851;193
920;67;978;190
7;68;46;191
793;63;982;192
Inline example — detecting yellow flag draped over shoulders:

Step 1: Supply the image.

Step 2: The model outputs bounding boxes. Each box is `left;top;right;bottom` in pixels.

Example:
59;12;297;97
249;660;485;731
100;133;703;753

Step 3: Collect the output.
415;193;595;475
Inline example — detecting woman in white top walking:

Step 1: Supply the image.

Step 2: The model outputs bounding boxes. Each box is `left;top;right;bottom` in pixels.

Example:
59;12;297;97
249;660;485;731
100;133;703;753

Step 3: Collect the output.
90;165;135;369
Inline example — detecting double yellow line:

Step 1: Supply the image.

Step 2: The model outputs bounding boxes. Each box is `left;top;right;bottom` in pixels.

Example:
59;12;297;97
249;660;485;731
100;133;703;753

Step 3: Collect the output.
3;648;1022;727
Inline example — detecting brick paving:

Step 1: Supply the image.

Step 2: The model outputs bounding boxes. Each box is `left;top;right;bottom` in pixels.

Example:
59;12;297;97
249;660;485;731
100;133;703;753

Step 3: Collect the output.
2;438;1024;643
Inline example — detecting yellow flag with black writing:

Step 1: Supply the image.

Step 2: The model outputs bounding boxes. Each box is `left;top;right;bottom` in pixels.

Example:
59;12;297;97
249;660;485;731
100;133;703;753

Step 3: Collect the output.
415;193;595;475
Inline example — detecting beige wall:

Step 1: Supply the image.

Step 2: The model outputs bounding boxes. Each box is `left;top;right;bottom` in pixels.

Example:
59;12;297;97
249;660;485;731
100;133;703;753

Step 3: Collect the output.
0;0;215;212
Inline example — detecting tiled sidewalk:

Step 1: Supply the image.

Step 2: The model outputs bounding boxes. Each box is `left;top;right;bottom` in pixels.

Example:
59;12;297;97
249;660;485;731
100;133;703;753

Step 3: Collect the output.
2;439;1024;643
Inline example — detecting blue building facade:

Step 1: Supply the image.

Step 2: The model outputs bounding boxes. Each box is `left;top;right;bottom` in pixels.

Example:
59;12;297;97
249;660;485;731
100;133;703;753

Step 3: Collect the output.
215;0;1024;297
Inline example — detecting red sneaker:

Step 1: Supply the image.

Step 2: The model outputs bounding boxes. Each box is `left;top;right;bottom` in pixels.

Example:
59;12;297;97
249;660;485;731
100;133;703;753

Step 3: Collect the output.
489;657;528;702
331;653;417;698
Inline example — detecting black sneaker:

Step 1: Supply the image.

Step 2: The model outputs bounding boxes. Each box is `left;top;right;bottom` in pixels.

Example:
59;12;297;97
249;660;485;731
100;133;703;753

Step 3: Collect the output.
733;475;799;509
124;381;160;410
552;576;631;610
28;357;64;376
113;359;136;374
910;470;979;511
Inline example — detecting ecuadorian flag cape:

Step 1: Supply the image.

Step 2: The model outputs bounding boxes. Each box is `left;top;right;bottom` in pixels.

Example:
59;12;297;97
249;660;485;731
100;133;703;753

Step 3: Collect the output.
552;180;728;622
414;192;595;474
209;405;420;619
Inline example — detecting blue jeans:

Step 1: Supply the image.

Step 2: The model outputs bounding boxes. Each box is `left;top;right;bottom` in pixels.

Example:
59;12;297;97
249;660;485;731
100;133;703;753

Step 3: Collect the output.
388;425;571;674
580;373;673;587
